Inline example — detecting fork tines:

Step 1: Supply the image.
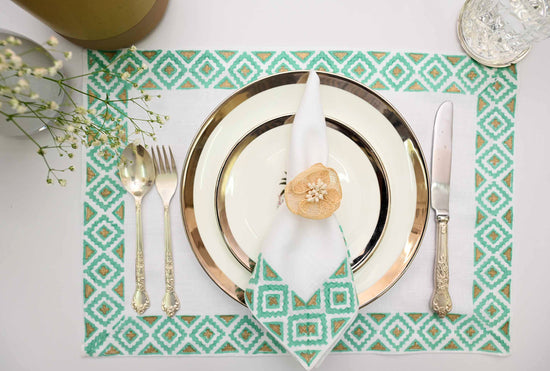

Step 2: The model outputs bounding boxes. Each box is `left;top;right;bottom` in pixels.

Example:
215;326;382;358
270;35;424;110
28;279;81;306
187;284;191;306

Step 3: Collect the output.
152;145;177;174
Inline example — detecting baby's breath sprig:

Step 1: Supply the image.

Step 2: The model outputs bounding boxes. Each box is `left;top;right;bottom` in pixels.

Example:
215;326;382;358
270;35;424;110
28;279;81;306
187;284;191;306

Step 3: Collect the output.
0;35;168;185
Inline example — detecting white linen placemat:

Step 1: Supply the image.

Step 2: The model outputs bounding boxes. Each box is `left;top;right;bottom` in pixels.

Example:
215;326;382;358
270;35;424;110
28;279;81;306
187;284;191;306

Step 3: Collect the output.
83;49;515;356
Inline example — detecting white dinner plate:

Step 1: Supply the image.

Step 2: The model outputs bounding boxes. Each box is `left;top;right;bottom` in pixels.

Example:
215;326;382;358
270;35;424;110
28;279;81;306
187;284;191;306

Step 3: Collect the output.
181;71;429;307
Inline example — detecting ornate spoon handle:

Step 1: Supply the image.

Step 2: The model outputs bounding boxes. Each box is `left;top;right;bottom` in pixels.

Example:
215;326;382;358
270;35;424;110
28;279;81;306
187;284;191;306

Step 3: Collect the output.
431;215;452;318
132;198;150;314
161;206;180;317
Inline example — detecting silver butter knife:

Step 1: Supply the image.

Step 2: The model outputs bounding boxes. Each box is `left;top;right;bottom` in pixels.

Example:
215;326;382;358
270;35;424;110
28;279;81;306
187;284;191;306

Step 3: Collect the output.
430;101;453;318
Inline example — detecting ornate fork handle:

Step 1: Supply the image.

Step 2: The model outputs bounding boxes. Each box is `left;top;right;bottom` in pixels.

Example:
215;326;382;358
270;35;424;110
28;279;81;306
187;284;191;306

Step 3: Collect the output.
161;206;180;317
431;215;452;318
152;145;180;317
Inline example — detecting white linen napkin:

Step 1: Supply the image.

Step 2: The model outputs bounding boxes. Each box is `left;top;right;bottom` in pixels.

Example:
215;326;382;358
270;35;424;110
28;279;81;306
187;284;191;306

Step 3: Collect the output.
245;71;359;369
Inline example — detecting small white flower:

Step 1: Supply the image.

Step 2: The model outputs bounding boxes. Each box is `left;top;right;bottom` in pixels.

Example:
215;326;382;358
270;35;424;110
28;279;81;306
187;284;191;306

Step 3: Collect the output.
13;86;21;94
141;63;148;70
75;106;86;115
17;78;29;88
66;125;75;132
64;51;72;60
88;108;97;115
129;45;137;52
120;71;130;80
47;36;59;46
54;60;63;69
30;92;39;99
144;94;151;101
48;66;58;76
9;97;19;109
49;101;59;110
4;48;14;58
7;36;21;46
10;55;22;67
33;67;47;77
99;133;108;142
58;179;67;187
164;115;170;121
16;104;27;114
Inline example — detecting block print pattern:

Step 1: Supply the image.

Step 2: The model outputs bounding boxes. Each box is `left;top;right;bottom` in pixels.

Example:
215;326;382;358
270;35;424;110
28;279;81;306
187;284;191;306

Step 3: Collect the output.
83;50;516;356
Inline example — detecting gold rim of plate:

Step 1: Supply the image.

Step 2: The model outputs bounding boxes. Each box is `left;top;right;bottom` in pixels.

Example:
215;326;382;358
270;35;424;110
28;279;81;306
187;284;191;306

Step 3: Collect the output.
215;115;391;273
180;71;430;308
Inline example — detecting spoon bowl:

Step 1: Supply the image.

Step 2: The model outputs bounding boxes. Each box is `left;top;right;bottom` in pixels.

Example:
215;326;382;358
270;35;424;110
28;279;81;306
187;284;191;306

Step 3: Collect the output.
118;143;156;314
118;144;155;198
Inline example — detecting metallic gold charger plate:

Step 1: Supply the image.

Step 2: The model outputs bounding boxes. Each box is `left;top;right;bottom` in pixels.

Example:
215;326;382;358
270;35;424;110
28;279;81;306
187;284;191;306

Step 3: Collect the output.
216;115;390;272
181;71;429;308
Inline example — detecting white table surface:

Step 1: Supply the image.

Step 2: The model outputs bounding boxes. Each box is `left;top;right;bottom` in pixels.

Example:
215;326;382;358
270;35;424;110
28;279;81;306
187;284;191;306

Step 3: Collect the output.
1;1;549;370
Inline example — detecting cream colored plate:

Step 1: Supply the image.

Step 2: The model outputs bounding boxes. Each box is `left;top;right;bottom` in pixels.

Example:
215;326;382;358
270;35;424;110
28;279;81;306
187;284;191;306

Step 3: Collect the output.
216;115;390;272
181;71;429;308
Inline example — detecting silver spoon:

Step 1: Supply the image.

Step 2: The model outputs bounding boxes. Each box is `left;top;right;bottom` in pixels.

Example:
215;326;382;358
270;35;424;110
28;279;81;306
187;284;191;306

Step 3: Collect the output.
118;143;155;314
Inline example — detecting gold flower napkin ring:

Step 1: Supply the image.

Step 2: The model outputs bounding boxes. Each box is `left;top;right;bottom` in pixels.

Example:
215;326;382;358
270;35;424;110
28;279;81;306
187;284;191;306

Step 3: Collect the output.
284;163;342;219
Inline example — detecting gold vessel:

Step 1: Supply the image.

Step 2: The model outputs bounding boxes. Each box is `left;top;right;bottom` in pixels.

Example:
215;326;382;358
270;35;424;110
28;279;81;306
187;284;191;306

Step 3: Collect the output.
13;0;168;49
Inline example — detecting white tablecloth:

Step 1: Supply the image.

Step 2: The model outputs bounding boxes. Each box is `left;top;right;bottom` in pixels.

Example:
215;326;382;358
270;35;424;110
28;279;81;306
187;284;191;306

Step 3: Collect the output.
1;1;549;370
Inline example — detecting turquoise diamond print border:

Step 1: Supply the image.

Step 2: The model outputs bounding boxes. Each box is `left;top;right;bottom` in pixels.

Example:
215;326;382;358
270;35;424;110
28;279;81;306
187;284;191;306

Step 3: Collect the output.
83;50;515;356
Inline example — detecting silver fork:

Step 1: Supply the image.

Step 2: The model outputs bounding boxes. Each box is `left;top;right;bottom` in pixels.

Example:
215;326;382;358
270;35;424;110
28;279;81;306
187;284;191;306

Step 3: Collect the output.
152;145;180;317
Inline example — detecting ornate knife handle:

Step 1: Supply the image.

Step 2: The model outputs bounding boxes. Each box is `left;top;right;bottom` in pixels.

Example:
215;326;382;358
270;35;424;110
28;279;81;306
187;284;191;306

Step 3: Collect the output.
132;199;150;314
431;215;452;318
161;206;180;317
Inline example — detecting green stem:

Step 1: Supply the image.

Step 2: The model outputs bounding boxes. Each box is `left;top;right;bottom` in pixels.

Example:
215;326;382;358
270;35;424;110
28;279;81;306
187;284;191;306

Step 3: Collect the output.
8;116;42;148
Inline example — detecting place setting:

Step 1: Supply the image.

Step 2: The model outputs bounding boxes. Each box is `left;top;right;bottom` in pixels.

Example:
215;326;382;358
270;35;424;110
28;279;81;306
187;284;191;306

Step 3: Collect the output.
74;40;517;368
35;0;528;364
4;1;549;369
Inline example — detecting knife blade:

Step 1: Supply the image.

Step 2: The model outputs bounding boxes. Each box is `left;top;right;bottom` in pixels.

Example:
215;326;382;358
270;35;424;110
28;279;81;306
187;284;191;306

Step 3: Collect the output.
430;101;453;318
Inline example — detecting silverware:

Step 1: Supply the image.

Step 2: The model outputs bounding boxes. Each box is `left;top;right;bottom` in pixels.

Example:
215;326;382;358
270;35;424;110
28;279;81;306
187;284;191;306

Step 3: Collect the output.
118;143;155;314
152;146;180;317
430;101;453;318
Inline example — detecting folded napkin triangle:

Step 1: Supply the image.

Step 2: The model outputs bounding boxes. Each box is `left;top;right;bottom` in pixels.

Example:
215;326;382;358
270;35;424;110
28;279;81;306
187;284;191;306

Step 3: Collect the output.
245;71;359;369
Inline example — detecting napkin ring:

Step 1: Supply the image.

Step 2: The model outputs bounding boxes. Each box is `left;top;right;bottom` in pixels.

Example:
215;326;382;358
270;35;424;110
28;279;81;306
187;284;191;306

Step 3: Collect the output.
284;163;342;220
